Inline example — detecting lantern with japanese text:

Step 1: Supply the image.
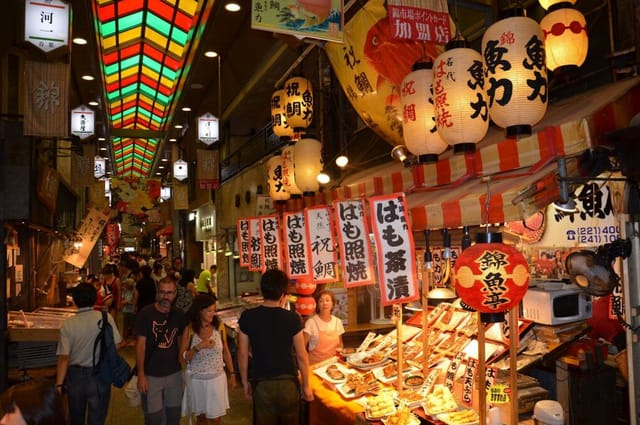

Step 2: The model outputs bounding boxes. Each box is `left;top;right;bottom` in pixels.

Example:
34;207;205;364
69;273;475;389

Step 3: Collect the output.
284;76;313;131
281;143;303;197
271;89;295;138
295;296;317;316
400;62;448;162
482;13;548;138
541;7;588;71
434;42;489;153
266;154;290;202
295;279;317;296
453;232;530;322
294;137;323;195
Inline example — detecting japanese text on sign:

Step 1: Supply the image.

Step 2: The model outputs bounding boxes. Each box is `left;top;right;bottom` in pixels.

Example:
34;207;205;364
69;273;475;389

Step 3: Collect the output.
260;215;282;271
305;206;338;283
248;218;263;272
333;199;374;288
387;2;451;43
283;212;311;279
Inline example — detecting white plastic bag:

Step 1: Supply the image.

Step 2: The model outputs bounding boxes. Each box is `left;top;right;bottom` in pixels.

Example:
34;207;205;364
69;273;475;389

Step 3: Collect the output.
124;375;141;407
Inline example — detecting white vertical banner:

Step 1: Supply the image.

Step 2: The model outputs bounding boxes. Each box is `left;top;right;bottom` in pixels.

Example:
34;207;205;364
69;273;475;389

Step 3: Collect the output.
369;193;419;306
304;206;338;284
248;218;263;272
64;207;109;269
333;198;375;288
237;218;250;268
260;215;282;271
283;211;312;280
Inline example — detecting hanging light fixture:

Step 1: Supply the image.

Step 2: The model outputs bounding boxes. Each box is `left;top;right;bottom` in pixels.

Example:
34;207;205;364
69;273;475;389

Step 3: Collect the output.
293;137;323;195
94;155;106;179
160;186;172;201
434;38;489;153
553;157;578;213
173;159;188;181
281;143;303;197
540;6;588;71
284;76;314;131
538;0;576;10
482;10;548;138
271;89;295;138
390;145;413;167
400;61;448;162
266;153;290;202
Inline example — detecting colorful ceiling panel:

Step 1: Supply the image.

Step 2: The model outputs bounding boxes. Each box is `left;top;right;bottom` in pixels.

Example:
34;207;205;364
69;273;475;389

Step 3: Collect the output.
92;0;213;177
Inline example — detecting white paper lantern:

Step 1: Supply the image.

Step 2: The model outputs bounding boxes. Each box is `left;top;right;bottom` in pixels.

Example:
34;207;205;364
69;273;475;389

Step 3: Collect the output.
294;137;323;195
173;159;189;181
160;186;172;200
281;143;302;196
400;62;448;162
539;0;576;10
434;45;490;153
271;89;295;138
482;15;548;137
266;154;290;202
284;76;313;131
541;7;588;71
94;155;106;178
198;112;219;145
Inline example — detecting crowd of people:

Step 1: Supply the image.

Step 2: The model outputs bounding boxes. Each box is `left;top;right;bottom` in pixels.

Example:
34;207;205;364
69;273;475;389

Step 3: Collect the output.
1;260;347;425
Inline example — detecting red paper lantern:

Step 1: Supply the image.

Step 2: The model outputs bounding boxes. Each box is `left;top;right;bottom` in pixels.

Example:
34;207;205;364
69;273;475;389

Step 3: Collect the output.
295;296;316;316
453;233;529;321
295;279;316;296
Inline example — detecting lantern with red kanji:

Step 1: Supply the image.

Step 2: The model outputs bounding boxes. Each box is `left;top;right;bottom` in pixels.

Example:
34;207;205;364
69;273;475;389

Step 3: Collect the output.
453;232;530;322
295;296;316;316
295;279;317;296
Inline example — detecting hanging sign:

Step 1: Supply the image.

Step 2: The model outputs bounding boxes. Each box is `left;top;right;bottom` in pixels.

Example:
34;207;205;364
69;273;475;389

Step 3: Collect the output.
333;199;375;287
24;0;69;53
387;0;451;43
172;183;189;210
283;211;312;280
105;222;120;254
64;207;109;268
173;159;189;181
260;215;283;271
305;206;338;284
432;247;461;287
70;105;94;139
198;113;219;145
94;155;106;179
196;149;220;189
369;192;419;306
248;218;263;272
237;218;251;267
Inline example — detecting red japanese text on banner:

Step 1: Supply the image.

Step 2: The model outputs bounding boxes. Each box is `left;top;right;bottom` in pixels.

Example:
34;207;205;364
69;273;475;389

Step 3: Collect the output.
432;247;460;287
387;0;451;44
64;208;109;268
462;357;477;406
237;219;250;267
445;351;466;391
332;199;375;287
249;218;263;272
105;223;120;254
283;212;312;280
260;215;283;271
305;206;338;284
369;193;419;305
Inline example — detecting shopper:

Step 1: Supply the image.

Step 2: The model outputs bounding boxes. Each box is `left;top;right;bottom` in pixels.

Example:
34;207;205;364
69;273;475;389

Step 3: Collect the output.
56;282;122;425
196;265;215;295
238;269;313;425
303;290;345;364
150;262;166;285
0;379;68;425
175;269;198;313
101;263;120;321
120;276;136;345
179;294;236;425
135;277;188;425
134;264;157;314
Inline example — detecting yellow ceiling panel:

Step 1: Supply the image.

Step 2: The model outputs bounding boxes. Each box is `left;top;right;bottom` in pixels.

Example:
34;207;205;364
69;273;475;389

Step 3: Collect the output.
119;27;142;45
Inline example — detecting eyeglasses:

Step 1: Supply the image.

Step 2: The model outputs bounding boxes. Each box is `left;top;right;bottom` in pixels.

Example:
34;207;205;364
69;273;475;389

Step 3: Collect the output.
158;290;176;296
543;21;586;38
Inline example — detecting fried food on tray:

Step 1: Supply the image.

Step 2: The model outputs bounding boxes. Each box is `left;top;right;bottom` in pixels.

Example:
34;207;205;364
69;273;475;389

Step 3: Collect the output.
325;364;345;381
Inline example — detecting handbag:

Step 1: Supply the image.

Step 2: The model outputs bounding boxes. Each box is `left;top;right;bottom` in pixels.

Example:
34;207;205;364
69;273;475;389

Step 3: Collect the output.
93;311;133;388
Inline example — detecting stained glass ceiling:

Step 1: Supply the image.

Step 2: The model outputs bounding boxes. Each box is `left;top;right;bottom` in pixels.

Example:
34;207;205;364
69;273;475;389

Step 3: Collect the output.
92;0;213;178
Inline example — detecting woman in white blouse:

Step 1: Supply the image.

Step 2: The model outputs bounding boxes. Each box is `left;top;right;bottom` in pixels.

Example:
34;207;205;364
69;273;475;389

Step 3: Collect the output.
303;290;345;364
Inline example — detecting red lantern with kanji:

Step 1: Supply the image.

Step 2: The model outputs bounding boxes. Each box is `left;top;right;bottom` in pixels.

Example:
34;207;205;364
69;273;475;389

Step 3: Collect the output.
453;232;529;322
295;296;316;316
295;279;316;296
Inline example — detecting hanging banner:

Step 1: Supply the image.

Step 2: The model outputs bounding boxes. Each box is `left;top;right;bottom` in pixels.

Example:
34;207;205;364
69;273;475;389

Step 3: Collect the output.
24;60;69;137
251;0;343;42
89;180;109;209
260;215;283;271
333;199;375;287
36;164;60;213
369;192;419;305
105;222;120;254
70;105;95;139
387;0;451;43
173;183;189;210
305;206;338;283
196;149;220;189
237;218;251;267
64;207;109;268
249;218;263;272
431;247;461;287
110;178;159;215
283;211;312;280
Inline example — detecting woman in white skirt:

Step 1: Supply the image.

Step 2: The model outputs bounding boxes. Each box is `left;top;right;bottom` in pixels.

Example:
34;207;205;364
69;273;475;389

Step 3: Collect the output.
179;294;236;425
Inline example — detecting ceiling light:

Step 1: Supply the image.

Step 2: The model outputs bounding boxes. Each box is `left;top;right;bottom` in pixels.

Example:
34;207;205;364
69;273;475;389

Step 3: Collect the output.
335;155;349;168
155;172;162;176
181;106;191;112
88;101;99;106
81;75;95;81
174;124;183;129
169;138;177;142
73;37;88;45
317;171;330;185
99;147;107;151
97;137;106;141
204;51;218;58
158;165;165;169
225;2;241;12
161;157;169;162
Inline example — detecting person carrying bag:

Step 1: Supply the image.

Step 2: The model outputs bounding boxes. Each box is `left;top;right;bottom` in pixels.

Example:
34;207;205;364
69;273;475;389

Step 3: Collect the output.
93;310;133;388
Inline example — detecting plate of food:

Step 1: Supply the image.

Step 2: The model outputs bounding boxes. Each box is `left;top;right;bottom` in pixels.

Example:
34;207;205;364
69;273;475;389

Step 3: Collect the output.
382;406;420;425
347;350;389;369
365;393;396;420
372;361;414;384
336;371;379;399
313;363;350;384
403;374;425;389
423;384;458;416
436;409;479;425
394;388;425;409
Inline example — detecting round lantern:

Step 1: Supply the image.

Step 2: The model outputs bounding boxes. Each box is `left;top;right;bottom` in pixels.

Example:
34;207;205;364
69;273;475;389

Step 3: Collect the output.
284;76;314;131
295;296;317;316
295;279;317;296
400;62;448;162
266;154;290;202
538;0;575;10
482;14;548;138
453;232;530;322
434;42;490;153
293;137;323;195
281;143;303;197
271;89;295;138
541;7;588;71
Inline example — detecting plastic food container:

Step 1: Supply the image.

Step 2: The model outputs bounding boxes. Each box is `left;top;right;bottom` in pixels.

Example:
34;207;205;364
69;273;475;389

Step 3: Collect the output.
532;400;564;425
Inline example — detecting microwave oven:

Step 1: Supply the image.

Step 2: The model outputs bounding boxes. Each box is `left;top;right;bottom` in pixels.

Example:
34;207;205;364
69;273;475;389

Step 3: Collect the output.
521;283;592;325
